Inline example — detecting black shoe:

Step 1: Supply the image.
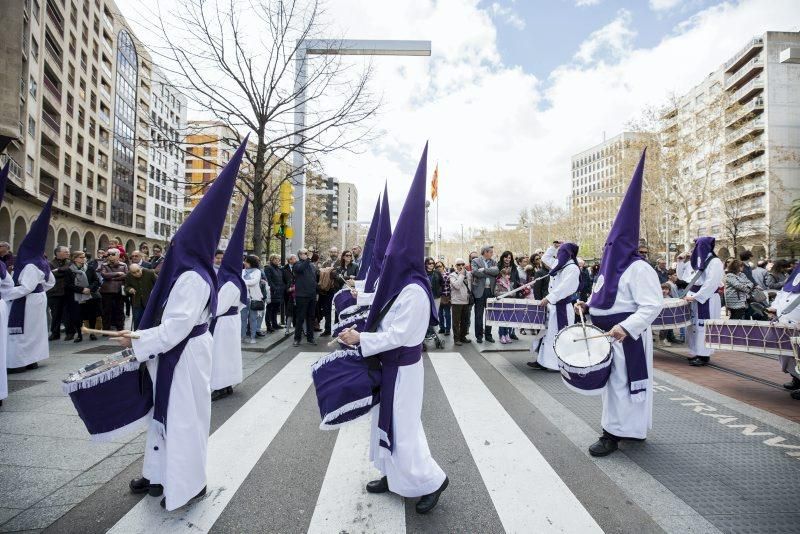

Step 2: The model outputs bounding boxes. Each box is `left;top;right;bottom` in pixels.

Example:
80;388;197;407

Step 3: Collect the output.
510;333;519;340
48;334;60;341
689;357;707;367
293;340;300;347
25;362;39;370
438;329;445;334
211;388;230;402
589;436;619;457
415;477;449;514
783;377;800;390
476;337;483;344
366;476;389;494
462;337;472;343
791;390;800;400
485;335;495;343
74;335;83;343
526;361;548;370
161;486;206;509
129;477;163;496
90;334;98;341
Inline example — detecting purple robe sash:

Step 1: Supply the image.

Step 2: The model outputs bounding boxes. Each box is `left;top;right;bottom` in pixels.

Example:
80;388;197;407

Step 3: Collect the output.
8;284;44;335
690;285;711;322
209;305;239;335
590;312;648;401
376;344;422;453
154;322;209;431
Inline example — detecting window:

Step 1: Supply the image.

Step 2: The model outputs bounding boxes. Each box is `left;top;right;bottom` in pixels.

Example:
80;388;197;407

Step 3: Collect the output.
26;156;34;176
29;77;37;98
203;147;211;157
28;115;35;137
65;123;72;144
31;37;39;59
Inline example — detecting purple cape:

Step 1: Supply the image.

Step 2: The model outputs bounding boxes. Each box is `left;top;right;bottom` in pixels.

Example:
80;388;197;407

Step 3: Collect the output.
690;236;716;271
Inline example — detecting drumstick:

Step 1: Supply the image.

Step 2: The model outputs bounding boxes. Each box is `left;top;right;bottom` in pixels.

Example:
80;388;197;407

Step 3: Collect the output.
81;327;140;339
329;327;358;349
572;333;610;342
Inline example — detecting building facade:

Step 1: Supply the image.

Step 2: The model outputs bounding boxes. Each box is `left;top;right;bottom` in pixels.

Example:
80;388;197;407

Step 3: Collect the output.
0;0;184;257
336;181;358;246
661;31;800;259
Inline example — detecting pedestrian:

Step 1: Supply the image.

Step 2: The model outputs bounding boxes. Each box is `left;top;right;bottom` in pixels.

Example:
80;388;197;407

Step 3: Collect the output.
241;255;263;344
150;244;165;273
212;249;224;274
264;254;285;331
495;263;514;344
449;259;471;345
283;254;297;330
470;245;499;344
767;262;800;398
82;253;102;339
99;248;128;331
436;261;452;336
47;245;72;340
292;248;318;347
655;258;669;284
496;251;520;340
0;241;14;272
724;259;753;320
530;253;550;300
351;244;362;270
129;250;152;269
764;259;791;291
739;250;756;285
6;196;55;373
65;251;93;343
577;257;592;303
125;264;157;330
681;237;724;367
752;259;768;289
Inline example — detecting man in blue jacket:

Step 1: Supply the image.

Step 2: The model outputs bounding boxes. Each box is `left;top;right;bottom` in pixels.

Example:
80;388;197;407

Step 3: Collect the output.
292;248;318;347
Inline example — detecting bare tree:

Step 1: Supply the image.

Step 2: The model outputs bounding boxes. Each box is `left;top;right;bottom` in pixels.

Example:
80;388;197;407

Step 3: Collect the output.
131;0;378;255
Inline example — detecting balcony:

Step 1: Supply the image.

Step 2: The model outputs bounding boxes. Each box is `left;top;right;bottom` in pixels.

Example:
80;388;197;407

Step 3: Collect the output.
42;74;62;104
39;147;60;177
137;163;148;174
725;56;763;91
102;37;113;56
661;114;678;132
101;62;113;81
0;155;23;183
41;110;61;141
99;85;111;103
738;205;767;221
731;75;764;104
728;181;766;200
727;156;765;184
45;0;64;34
724;37;764;73
103;12;114;32
725;97;764;128
726;138;765;166
727;117;765;146
98;110;110;126
44;39;62;70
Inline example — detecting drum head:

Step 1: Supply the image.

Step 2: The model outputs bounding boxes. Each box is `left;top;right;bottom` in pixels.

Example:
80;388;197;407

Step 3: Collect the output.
554;324;611;367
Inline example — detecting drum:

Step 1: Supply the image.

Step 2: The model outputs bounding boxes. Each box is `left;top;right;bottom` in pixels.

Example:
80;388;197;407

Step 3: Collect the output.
554;324;613;395
62;349;153;442
484;298;547;330
652;298;692;331
333;287;356;315
312;348;381;429
704;320;800;357
332;305;370;339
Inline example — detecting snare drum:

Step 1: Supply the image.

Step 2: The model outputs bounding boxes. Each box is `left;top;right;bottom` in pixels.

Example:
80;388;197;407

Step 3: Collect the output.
333;287;356;315
332;305;370;339
652;298;692;331
312;348;381;429
484;298;547;330
554;324;613;395
704;320;800;357
63;349;153;442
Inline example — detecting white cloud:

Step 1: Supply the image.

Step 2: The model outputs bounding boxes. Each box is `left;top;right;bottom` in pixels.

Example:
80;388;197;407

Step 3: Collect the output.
489;2;526;30
573;9;636;63
575;0;602;6
649;0;684;11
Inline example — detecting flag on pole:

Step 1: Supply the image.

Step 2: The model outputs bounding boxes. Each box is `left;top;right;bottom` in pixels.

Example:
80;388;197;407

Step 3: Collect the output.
431;163;439;200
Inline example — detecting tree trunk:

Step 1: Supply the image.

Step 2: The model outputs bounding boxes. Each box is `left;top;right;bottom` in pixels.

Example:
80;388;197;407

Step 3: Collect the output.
251;132;267;257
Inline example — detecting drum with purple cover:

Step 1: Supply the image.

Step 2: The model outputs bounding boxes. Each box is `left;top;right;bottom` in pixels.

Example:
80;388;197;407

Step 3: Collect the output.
554;324;613;395
484;298;547;331
62;349;153;442
704;320;800;357
651;298;692;331
333;287;356;315
312;348;381;429
332;304;370;340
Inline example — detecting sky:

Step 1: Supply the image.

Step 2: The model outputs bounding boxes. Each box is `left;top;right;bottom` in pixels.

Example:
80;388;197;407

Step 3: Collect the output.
115;0;800;236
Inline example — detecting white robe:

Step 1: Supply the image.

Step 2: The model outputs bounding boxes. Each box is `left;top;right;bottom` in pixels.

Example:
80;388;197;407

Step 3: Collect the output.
131;271;212;511
0;271;13;400
360;283;446;498
682;257;723;358
774;290;800;380
5;264;55;368
535;246;580;369
589;260;662;439
210;281;244;390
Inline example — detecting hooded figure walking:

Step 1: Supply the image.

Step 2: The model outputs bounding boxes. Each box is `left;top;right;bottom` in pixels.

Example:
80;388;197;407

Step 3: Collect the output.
338;144;449;514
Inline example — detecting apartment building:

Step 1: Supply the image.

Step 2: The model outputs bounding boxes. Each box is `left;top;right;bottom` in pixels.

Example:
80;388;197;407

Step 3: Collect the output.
569;132;649;258
0;0;185;256
661;31;800;259
306;171;340;231
337;181;358;246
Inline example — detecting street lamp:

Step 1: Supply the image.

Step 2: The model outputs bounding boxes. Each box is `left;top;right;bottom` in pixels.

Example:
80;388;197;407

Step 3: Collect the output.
291;39;432;249
505;223;532;254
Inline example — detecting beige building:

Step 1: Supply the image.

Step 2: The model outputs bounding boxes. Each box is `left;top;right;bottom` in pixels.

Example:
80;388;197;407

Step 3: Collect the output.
337;181;358;246
0;0;185;257
661;31;800;259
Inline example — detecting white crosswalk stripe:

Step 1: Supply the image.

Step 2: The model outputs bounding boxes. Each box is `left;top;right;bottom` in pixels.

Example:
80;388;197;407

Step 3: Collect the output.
308;416;406;534
429;352;603;533
109;352;318;534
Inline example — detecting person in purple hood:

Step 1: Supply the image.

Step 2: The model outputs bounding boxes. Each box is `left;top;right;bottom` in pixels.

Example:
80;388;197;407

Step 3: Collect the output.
767;262;800;399
681;236;724;366
577;149;663;457
338;144;448;514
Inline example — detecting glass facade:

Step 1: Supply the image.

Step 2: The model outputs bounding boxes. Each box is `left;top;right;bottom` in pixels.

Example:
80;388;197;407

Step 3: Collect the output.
111;30;137;227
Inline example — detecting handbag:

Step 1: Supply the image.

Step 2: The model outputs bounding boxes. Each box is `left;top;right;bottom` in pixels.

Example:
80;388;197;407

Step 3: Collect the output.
249;299;265;311
749;286;767;304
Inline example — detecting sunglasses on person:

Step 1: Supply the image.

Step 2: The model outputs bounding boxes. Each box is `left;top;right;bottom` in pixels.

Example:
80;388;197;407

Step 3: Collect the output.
425;261;434;265
344;253;352;257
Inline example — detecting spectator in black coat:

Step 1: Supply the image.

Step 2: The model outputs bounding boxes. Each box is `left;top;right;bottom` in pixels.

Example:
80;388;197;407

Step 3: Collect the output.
292;249;318;346
264;254;286;330
739;250;757;286
577;257;593;302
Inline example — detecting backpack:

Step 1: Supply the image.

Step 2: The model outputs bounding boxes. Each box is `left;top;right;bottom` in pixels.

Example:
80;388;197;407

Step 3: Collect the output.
318;267;335;292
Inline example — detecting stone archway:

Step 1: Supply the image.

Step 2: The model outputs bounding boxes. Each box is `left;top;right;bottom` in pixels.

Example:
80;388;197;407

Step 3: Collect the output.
98;234;110;250
0;207;11;244
46;225;55;259
84;231;96;255
125;239;136;254
70;231;81;253
751;245;766;261
12;216;27;250
717;247;730;260
56;228;68;250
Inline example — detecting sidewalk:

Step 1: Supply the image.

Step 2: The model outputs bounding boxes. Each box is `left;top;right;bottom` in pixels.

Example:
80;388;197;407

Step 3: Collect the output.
0;327;289;533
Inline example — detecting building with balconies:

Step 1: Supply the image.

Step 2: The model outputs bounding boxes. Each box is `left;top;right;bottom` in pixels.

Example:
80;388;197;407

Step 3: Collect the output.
660;31;800;260
0;0;183;258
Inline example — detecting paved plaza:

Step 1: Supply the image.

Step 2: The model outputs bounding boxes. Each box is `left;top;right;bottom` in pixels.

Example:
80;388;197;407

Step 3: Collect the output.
1;329;798;534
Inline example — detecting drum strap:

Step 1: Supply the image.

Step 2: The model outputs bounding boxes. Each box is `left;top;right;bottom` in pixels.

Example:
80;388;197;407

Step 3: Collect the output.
376;344;422;454
690;285;711;321
679;253;713;298
8;283;44;335
591;312;648;402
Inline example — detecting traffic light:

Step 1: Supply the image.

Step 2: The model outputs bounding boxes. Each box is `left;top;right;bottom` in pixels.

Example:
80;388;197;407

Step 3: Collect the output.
278;181;294;215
